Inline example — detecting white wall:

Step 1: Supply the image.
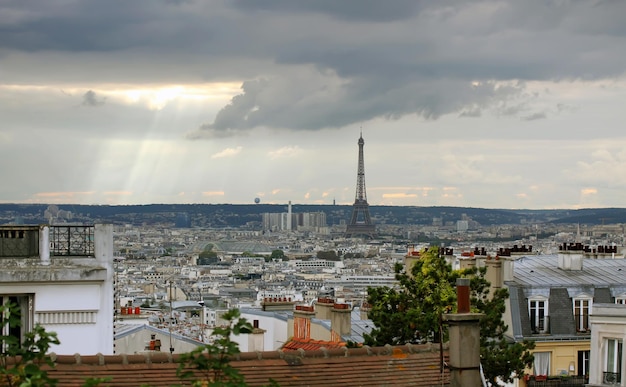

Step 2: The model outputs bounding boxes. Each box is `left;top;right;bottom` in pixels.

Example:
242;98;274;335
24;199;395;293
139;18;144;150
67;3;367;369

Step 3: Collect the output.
235;311;289;352
589;304;626;386
0;224;115;355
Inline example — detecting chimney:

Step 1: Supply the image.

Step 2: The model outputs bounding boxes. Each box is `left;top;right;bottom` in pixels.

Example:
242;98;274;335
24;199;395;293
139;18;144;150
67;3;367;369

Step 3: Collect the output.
485;255;503;297
459;256;476;270
315;297;335;320
262;297;295;311
443;278;484;387
360;302;371;320
330;303;352;342
558;243;584;271
247;319;266;352
293;305;315;340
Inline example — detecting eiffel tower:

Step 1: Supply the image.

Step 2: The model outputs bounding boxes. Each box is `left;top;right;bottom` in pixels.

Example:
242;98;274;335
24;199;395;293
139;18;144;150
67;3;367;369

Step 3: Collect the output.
345;133;376;238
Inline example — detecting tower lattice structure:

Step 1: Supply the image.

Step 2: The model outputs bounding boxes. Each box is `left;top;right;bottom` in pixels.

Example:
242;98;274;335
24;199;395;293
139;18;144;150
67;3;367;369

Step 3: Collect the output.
345;133;376;238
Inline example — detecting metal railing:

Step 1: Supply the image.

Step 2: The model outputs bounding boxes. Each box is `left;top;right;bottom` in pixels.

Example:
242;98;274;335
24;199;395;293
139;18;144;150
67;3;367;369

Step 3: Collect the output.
50;226;95;257
603;371;621;385
0;225;96;258
526;375;586;386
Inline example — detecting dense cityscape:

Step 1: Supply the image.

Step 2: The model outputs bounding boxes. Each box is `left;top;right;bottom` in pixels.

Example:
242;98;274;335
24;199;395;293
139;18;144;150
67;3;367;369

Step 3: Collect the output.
3;2;626;385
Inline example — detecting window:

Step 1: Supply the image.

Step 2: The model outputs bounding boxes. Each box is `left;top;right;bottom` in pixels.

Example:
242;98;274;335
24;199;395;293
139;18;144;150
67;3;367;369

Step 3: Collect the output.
615;297;626;305
533;352;550;376
577;350;590;377
604;339;622;385
573;298;592;332
0;295;33;350
529;299;549;333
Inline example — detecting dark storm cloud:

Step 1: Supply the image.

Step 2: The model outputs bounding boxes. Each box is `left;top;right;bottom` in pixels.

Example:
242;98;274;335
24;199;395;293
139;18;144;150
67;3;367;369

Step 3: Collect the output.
231;0;426;22
3;0;626;136
188;76;526;138
0;0;224;52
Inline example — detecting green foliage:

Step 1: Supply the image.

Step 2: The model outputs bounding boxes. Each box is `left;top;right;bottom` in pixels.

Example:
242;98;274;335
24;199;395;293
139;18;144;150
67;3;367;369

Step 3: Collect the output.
198;250;220;265
365;247;460;345
177;309;254;386
316;250;339;261
199;250;218;259
470;276;535;384
343;252;364;259
0;302;60;387
269;250;285;260
364;247;534;384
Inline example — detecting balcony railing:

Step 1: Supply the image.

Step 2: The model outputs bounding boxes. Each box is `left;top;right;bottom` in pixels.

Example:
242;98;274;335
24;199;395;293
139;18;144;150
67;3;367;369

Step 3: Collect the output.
0;225;95;258
603;371;621;385
50;226;95;257
526;375;586;386
0;226;39;257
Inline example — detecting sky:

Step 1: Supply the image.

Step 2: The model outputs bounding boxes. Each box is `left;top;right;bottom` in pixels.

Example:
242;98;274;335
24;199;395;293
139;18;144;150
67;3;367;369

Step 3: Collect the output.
1;0;626;209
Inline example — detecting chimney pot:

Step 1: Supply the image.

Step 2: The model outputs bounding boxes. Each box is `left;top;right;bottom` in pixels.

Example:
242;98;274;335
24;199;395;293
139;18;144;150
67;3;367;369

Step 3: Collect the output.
456;278;470;313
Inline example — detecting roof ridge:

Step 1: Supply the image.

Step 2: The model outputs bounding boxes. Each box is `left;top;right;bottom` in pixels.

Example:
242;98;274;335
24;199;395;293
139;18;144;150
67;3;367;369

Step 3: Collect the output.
49;343;445;365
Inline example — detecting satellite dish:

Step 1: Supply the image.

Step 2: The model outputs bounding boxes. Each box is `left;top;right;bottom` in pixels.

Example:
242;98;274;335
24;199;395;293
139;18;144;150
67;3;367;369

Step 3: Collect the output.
254;197;261;204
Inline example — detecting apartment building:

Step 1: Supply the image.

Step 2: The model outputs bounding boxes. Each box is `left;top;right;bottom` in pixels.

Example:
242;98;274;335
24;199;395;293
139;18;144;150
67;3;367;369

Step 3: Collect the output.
0;224;114;355
498;243;626;382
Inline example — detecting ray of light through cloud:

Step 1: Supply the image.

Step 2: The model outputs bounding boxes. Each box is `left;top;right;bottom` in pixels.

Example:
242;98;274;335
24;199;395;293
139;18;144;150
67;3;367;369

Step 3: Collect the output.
1;1;626;208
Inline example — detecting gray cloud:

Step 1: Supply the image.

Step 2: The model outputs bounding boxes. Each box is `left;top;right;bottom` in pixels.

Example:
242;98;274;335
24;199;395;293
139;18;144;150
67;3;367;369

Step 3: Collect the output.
522;112;548;121
3;1;626;136
82;90;105;107
188;75;526;138
231;0;426;22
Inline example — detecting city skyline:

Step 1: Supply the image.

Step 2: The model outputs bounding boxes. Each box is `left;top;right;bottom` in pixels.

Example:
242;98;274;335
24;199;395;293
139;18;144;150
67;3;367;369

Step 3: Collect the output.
2;1;626;209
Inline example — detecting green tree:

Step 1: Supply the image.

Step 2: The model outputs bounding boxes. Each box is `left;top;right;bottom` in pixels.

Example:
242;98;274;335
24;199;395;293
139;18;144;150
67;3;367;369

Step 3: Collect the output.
364;246;534;385
198;250;219;265
470;270;535;384
0;301;60;387
316;250;339;261
269;249;285;260
177;309;278;387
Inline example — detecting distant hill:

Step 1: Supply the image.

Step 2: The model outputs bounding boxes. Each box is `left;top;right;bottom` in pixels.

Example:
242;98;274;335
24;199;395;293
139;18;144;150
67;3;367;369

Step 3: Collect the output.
0;203;624;227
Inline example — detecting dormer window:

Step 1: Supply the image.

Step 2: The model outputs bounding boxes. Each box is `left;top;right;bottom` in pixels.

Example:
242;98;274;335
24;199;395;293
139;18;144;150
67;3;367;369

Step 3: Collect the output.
529;298;549;334
573;297;592;332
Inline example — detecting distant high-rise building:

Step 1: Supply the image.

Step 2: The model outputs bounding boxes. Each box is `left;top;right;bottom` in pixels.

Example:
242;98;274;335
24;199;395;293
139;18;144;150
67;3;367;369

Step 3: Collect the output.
175;212;191;228
345;133;376;238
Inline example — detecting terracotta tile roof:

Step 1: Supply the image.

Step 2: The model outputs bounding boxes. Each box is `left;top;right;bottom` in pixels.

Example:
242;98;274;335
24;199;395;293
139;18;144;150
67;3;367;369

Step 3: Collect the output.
43;344;449;386
281;337;347;351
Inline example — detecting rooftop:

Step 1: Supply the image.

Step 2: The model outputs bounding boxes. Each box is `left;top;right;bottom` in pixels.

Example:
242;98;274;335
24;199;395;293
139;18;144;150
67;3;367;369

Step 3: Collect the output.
511;254;626;288
42;344;449;386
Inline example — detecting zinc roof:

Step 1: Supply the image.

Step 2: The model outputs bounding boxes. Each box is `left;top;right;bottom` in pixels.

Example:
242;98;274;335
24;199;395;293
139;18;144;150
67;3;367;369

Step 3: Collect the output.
511;254;626;288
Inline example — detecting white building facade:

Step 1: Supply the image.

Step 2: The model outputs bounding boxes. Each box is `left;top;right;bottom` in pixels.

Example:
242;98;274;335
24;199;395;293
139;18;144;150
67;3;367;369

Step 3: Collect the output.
0;224;114;355
589;303;626;386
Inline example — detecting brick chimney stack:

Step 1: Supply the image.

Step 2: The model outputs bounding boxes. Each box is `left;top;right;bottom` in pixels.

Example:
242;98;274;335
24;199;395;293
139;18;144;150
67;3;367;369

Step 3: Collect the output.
315;297;335;320
485;255;503;298
443;278;484;387
293;305;315;340
330;303;352;342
